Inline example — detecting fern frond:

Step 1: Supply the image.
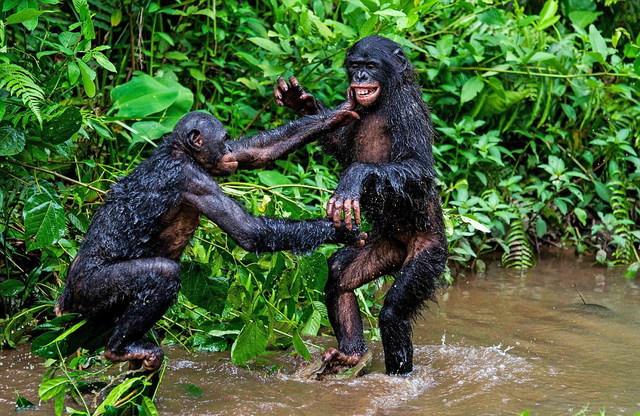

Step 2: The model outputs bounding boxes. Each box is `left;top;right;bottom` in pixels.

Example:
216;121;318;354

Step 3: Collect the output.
609;178;636;264
0;63;45;125
502;219;535;269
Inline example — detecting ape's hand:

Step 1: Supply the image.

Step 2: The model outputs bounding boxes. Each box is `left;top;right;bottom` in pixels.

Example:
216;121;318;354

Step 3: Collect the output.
321;107;360;130
331;220;367;247
274;76;319;116
326;164;368;230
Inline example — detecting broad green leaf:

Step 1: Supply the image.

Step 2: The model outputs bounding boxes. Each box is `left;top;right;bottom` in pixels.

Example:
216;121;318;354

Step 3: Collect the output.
15;395;36;410
478;8;506;26
594;181;611;202
111;74;180;118
67;61;80;85
139;396;159;416
258;170;292;186
181;264;228;315
0;126;26;156
301;310;321;336
588;25;608;59
568;11;601;29
5;9;45;24
94;377;142;415
0;279;25;296
58;31;80;48
535;218;547;238
292;331;311;360
38;377;68;401
460;215;491;233
574;207;587;226
76;59;96;97
230;321;268;365
23;194;67;251
111;9;122;26
41;106;82;144
93;52;116;72
460;76;484;104
537;0;559;30
248;37;284;54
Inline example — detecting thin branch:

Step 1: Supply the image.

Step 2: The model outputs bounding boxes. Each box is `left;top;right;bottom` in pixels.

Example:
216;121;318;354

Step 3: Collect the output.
9;161;106;194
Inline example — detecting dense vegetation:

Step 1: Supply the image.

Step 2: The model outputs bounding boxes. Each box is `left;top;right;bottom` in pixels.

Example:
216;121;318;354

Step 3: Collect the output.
1;0;638;413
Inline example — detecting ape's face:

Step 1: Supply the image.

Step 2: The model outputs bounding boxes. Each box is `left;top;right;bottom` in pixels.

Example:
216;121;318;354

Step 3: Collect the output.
345;35;409;107
176;112;238;176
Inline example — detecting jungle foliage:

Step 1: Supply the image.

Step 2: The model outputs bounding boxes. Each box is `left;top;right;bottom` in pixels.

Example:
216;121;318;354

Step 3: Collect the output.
1;0;639;413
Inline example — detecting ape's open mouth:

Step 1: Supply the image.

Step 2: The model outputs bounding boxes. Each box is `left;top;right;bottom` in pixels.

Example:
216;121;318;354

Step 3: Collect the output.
352;83;380;106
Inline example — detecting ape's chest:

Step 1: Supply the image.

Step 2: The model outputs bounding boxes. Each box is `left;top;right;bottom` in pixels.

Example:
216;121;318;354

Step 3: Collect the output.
157;204;201;260
353;116;391;163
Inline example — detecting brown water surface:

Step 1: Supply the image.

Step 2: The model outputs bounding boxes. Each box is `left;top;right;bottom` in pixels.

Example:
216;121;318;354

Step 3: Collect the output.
2;256;639;415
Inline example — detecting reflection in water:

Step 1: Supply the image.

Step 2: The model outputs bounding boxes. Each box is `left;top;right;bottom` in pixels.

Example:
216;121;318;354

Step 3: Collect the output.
1;256;639;415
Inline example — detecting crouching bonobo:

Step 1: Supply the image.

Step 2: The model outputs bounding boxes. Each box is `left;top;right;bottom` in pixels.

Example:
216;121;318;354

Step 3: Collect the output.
55;108;362;371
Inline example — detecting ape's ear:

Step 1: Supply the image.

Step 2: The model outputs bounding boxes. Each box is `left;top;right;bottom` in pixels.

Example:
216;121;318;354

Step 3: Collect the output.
187;129;204;150
393;48;408;71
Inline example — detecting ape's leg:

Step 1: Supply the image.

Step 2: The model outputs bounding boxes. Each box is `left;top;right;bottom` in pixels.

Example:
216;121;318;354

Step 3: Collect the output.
379;234;447;375
75;258;181;371
324;237;405;365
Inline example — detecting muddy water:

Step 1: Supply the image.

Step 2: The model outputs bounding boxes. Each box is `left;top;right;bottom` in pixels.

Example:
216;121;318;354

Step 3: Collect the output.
2;256;639;415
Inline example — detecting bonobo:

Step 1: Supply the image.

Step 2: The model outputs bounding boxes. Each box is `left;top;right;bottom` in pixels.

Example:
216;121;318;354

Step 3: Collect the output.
55;108;363;371
275;35;447;375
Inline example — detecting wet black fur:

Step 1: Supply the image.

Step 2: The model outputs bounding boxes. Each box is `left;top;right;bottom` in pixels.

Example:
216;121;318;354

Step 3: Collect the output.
56;111;363;363
284;35;448;375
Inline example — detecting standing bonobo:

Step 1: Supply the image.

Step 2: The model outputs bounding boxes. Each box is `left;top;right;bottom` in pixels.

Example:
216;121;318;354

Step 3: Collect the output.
55;108;363;371
275;35;447;375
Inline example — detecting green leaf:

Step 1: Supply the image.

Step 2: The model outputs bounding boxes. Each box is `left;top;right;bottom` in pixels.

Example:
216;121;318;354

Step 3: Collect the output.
0;125;26;156
594;181;611;203
94;377;142;415
76;59;96;97
568;11;601;29
460;76;484;104
58;31;81;48
0;279;25;296
111;74;180;118
111;9;122;26
38;377;68;401
258;170;292;186
23;193;67;251
93;52;117;72
247;37;284;54
478;8;506;26
67;61;80;85
139;396;159;416
625;262;639;279
460;214;491;233
588;25;608;59
537;0;559;30
189;68;206;81
301;310;321;336
292;331;311;360
231;321;268;365
182;264;228;315
15;394;37;410
574;207;587;226
5;9;45;24
41;106;83;144
535;218;547;238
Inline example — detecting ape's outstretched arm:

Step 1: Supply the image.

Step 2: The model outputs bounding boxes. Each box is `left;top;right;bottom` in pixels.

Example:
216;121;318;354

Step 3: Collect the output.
185;171;364;253
229;108;357;169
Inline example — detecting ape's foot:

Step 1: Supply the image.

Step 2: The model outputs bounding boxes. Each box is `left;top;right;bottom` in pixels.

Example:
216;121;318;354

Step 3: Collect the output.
104;343;164;371
321;347;362;366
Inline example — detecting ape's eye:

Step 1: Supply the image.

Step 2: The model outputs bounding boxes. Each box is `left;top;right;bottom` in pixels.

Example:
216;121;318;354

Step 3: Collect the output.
366;63;376;70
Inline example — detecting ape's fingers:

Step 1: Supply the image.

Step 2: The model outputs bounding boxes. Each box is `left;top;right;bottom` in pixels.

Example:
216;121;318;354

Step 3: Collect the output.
290;76;301;88
277;76;288;92
326;198;336;217
332;200;343;227
353;200;361;225
274;86;283;106
343;199;353;229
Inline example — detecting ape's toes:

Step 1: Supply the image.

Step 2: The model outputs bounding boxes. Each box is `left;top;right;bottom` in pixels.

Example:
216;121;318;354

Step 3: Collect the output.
142;351;164;371
128;359;143;371
321;347;362;366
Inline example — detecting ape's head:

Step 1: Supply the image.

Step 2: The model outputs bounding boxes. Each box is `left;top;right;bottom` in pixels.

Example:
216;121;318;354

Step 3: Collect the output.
345;35;411;107
174;112;238;176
